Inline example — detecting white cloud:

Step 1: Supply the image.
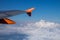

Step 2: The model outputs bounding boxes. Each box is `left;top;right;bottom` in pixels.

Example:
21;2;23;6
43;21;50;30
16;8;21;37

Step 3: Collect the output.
0;19;60;40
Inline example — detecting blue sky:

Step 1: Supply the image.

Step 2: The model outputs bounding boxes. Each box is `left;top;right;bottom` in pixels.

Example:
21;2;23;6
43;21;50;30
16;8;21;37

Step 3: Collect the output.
0;0;60;23
0;0;60;40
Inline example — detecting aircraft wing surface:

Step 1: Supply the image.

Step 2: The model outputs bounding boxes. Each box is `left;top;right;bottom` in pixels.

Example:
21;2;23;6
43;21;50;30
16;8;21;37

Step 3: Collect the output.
0;10;25;19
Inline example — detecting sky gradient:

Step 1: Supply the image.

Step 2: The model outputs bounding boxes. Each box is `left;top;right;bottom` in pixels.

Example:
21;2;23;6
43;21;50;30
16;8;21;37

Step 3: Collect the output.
0;0;60;40
0;0;60;23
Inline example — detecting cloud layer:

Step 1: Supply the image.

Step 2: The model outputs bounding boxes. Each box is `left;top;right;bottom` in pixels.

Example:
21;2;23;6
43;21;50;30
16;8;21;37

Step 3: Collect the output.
0;20;60;40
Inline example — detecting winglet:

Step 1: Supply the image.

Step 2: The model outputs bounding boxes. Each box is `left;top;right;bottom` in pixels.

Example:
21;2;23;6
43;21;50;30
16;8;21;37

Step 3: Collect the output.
25;8;35;16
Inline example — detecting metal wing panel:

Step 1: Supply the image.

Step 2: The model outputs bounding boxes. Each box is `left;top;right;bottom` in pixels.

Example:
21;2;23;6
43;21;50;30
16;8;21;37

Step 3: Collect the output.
0;10;25;19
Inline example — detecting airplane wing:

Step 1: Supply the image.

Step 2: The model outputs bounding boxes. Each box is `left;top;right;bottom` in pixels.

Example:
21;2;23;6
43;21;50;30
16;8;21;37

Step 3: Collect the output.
0;10;25;19
0;8;35;24
0;8;35;19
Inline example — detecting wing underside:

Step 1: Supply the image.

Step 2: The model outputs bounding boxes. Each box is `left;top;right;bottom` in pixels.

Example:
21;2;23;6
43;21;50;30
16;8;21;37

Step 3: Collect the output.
0;18;15;24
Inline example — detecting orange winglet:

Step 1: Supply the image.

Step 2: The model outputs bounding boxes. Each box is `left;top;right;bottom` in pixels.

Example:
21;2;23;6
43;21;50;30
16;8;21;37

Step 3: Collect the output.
25;8;35;16
25;8;35;12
